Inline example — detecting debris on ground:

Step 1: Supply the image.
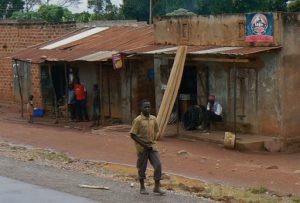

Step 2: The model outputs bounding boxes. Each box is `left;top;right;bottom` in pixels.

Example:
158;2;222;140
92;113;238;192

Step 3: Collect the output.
78;184;110;190
294;170;300;174
177;150;188;155
92;125;131;134
266;165;279;170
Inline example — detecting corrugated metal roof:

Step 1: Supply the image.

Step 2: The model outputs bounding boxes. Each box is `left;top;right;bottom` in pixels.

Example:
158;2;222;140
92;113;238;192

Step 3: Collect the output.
12;25;281;63
76;51;117;61
139;46;280;56
41;27;109;50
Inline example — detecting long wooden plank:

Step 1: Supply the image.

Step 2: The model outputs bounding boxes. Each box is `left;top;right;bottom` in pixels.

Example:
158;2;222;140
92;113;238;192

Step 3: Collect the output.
159;47;187;138
157;46;187;139
157;47;180;125
157;52;182;137
158;47;186;130
157;47;183;134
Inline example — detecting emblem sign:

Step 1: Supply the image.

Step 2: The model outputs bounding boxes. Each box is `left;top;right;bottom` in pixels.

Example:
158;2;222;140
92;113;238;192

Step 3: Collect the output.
245;13;274;43
112;53;126;70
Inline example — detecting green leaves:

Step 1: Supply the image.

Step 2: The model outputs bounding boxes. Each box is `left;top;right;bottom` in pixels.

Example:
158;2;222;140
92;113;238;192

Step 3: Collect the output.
0;0;24;18
121;0;288;22
288;0;300;12
38;5;65;23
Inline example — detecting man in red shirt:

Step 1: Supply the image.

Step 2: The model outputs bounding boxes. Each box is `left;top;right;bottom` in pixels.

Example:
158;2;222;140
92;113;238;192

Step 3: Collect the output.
74;81;86;121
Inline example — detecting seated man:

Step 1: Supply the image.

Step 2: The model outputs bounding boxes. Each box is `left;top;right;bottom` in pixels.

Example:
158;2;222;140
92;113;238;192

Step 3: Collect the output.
202;95;222;131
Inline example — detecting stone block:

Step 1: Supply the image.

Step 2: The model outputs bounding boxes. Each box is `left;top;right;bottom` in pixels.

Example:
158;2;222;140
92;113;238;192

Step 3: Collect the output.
264;139;287;152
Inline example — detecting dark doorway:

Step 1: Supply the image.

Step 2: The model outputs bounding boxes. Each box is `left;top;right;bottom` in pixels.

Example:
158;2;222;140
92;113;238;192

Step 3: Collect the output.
40;64;66;109
51;64;66;101
178;66;198;118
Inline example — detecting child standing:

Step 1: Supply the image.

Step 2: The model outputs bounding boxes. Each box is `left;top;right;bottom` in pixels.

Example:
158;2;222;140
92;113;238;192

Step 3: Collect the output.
27;95;34;123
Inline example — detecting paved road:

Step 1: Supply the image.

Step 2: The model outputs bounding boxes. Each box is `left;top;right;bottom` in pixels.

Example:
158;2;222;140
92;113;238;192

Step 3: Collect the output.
0;176;97;203
0;156;212;203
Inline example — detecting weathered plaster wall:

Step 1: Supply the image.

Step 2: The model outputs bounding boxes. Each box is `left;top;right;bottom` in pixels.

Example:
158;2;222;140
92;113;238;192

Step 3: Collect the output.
207;63;256;133
121;63;133;123
208;63;228;119
278;13;300;138
154;13;281;46
136;57;156;116
257;53;281;136
154;55;169;114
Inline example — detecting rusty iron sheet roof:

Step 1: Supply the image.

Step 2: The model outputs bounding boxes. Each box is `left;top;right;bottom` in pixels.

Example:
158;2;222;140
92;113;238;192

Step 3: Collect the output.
12;25;156;63
140;46;281;56
12;25;281;63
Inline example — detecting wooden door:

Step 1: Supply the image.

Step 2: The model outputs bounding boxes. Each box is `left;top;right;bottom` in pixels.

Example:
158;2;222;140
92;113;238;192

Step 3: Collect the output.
102;66;122;119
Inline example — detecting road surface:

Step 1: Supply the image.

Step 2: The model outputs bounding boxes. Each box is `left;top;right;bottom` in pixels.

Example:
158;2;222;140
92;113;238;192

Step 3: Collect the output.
0;156;212;203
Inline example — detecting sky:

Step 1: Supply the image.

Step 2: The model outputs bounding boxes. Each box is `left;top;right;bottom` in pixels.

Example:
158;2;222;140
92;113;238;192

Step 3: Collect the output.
70;0;123;13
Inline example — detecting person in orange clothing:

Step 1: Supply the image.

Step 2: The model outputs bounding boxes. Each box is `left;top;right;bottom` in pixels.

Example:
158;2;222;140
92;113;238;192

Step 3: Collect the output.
74;80;85;121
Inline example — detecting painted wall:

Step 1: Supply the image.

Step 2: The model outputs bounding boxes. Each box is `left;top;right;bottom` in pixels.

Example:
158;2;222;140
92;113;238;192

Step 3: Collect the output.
154;13;281;46
204;55;280;135
256;53;281;136
278;13;300;139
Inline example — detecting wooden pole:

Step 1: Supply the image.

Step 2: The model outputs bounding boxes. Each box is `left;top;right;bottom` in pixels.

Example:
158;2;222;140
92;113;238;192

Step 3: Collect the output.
64;63;69;121
48;64;58;124
129;60;133;121
176;96;180;137
107;70;111;118
99;63;104;124
233;64;237;135
15;61;24;118
149;0;154;24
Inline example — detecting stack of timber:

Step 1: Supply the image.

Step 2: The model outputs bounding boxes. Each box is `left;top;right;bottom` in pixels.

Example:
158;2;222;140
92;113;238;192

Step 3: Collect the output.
157;46;187;139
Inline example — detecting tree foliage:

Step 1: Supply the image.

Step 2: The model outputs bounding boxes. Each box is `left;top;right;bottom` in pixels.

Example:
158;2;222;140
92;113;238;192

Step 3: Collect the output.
0;0;24;19
25;0;81;8
166;8;196;16
74;11;91;22
38;4;65;22
121;0;149;21
288;0;300;12
10;10;41;20
197;0;288;14
121;0;288;21
23;0;41;12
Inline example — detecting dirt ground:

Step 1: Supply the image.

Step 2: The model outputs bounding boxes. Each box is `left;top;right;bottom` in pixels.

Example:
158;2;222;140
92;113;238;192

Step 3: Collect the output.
0;104;300;196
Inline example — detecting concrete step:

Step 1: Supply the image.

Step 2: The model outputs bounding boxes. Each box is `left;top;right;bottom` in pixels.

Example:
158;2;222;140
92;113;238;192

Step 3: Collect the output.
177;130;274;152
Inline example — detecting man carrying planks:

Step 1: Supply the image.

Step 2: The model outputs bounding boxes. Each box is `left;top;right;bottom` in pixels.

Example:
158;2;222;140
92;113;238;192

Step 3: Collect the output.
130;100;165;195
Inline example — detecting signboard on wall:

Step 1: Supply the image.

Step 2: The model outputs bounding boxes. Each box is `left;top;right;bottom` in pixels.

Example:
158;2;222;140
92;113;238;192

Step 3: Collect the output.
112;53;126;70
245;13;274;43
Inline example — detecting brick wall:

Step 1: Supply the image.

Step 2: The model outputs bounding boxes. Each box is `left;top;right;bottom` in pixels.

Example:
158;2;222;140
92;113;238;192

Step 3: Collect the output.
0;57;14;104
31;63;42;107
0;21;76;104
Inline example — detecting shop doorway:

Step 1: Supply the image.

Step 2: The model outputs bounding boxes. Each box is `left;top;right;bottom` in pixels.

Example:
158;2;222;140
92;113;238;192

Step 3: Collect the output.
178;66;198;118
